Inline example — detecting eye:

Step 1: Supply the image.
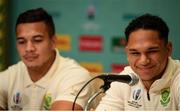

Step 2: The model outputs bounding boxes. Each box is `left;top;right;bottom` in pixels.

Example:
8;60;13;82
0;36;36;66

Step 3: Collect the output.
17;38;26;44
33;37;43;43
34;39;42;42
130;52;140;56
147;50;159;54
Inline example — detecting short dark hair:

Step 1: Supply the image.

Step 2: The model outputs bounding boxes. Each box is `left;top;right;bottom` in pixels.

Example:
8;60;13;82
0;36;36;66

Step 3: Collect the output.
16;8;55;37
125;14;169;44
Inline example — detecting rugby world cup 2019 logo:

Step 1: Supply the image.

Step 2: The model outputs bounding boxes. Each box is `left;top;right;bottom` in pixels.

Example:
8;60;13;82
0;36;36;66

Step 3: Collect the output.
127;88;142;108
133;89;141;100
13;92;21;104
11;92;22;110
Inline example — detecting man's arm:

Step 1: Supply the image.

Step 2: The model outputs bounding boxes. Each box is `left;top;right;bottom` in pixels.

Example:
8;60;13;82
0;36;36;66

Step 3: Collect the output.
0;107;4;110
0;70;9;110
50;101;83;110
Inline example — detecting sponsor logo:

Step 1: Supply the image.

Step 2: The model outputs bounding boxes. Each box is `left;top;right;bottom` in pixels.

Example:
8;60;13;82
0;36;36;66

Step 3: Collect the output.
56;34;71;51
80;62;103;73
79;35;103;52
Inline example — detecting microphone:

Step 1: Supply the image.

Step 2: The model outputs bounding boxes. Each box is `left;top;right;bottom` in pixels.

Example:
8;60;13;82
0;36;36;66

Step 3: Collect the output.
72;73;139;111
97;73;139;86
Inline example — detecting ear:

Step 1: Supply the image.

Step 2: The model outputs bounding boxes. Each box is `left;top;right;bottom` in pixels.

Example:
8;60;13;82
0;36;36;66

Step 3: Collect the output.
166;42;172;57
51;35;57;49
124;46;128;54
124;46;130;62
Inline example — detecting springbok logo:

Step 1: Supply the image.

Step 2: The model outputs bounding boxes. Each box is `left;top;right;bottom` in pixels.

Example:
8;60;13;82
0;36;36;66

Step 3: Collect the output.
160;88;170;107
43;93;52;110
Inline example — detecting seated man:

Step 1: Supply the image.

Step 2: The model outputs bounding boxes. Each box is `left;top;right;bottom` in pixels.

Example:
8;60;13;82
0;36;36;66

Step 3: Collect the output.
0;8;93;110
96;14;180;110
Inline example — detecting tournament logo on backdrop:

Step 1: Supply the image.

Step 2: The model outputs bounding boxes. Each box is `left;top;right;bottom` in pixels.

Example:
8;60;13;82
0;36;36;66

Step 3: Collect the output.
160;88;170;107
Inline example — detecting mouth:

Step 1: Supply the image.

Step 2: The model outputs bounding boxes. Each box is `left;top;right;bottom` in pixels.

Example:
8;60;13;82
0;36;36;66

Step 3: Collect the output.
23;54;38;61
138;64;155;69
137;65;155;72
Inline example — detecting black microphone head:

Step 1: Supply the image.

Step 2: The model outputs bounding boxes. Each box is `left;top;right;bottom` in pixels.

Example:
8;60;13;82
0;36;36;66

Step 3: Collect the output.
97;73;139;86
128;73;139;86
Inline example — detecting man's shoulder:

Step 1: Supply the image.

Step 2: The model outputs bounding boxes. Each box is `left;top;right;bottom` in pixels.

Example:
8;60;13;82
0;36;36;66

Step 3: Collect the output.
59;56;87;71
169;58;180;76
169;57;180;67
59;55;78;65
120;66;134;74
55;55;90;77
0;61;26;92
1;61;25;72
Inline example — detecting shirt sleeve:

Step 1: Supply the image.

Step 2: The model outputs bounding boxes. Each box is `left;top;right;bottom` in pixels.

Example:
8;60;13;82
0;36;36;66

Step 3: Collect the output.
0;70;9;109
54;69;94;109
173;72;180;110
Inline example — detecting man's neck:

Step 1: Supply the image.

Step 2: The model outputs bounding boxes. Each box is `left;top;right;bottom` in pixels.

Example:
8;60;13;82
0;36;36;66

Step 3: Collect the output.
142;80;154;91
142;73;163;91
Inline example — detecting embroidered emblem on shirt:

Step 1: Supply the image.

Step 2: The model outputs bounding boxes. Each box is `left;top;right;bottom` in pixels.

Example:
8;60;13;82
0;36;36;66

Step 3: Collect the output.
133;89;141;100
160;88;170;107
43;93;52;110
128;88;142;108
11;92;22;110
13;92;21;104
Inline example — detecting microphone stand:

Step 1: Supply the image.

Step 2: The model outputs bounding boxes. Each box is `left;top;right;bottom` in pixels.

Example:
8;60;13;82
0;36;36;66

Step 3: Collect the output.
72;73;113;111
84;81;111;111
72;75;99;111
84;89;104;111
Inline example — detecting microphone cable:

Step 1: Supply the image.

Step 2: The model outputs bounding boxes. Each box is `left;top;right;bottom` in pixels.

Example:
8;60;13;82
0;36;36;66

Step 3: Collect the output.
72;73;134;110
72;75;99;111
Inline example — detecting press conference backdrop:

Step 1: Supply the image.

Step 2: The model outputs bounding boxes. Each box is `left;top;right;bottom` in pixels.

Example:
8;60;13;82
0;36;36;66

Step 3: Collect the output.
0;0;8;71
5;0;180;72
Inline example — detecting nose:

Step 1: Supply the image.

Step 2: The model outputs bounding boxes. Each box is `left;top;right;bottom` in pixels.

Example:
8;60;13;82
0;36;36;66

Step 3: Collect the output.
25;41;35;52
139;54;150;65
